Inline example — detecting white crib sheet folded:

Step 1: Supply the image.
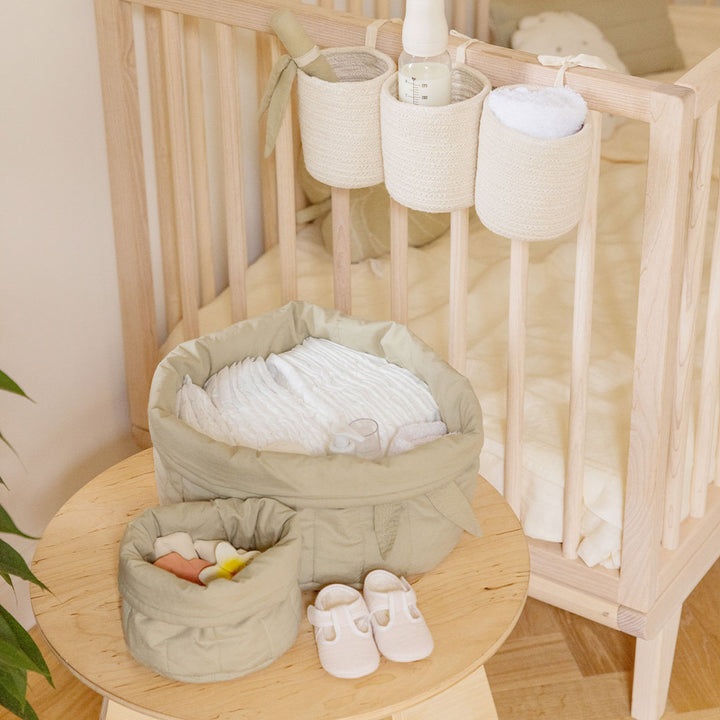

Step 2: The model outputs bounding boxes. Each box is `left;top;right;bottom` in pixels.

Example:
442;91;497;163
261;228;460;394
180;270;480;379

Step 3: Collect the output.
176;337;444;457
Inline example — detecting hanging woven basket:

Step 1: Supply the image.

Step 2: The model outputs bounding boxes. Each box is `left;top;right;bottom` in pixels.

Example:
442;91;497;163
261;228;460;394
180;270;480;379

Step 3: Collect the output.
380;64;491;213
474;87;593;242
298;47;395;189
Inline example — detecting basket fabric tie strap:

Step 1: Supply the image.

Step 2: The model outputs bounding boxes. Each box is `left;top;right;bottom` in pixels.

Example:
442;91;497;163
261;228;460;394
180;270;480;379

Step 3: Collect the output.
449;29;484;65
374;482;482;559
364;17;402;50
537;53;608;87
426;483;483;537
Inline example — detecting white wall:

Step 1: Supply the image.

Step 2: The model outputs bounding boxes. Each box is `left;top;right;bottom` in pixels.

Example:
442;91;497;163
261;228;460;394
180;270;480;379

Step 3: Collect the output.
0;0;138;627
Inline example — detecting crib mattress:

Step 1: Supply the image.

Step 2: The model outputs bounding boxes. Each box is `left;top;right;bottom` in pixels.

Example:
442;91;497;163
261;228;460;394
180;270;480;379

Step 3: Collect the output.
160;23;720;568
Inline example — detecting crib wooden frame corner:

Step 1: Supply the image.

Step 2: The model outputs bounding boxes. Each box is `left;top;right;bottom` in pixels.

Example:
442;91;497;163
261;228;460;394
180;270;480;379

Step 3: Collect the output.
92;1;720;718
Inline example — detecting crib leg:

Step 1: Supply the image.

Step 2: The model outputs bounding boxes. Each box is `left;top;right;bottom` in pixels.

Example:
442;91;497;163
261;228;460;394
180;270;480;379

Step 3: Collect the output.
631;605;682;720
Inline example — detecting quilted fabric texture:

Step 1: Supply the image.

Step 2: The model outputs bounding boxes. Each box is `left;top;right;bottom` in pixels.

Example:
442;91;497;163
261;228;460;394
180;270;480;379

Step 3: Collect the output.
149;302;485;589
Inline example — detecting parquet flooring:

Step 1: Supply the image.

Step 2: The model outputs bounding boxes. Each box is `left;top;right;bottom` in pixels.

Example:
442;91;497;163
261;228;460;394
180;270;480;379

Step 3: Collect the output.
10;559;720;720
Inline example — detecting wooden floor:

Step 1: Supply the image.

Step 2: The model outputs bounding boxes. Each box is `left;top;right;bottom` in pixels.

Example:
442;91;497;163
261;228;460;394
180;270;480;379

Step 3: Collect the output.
14;559;720;720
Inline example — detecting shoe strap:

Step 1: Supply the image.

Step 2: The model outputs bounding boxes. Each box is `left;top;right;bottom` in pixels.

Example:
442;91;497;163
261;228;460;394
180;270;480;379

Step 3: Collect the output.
308;597;369;629
382;584;418;621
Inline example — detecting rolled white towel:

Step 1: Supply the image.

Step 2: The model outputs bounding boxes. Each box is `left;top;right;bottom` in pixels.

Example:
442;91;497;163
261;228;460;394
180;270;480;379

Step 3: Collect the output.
487;85;587;140
387;421;448;456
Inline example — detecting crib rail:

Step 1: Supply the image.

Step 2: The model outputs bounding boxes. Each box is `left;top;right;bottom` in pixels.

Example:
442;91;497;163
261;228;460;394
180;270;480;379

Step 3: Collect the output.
95;0;720;625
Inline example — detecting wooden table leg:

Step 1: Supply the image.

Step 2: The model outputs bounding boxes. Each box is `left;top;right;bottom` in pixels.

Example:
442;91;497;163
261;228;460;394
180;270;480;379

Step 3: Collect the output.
101;698;158;720
392;666;498;720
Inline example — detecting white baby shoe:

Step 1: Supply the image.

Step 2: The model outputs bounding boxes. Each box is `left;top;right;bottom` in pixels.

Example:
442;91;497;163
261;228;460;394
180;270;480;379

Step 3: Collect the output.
363;570;433;662
307;584;380;679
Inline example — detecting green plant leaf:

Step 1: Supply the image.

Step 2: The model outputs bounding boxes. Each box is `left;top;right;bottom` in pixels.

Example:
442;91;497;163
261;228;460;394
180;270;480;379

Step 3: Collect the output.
0;574;12;590
0;542;47;592
0;373;30;402
0;608;51;686
0;638;49;675
0;676;39;720
0;508;35;541
0;430;15;455
0;664;27;706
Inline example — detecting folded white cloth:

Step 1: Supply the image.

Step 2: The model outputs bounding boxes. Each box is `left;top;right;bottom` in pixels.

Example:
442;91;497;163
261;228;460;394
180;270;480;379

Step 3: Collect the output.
487;85;587;139
387;421;448;456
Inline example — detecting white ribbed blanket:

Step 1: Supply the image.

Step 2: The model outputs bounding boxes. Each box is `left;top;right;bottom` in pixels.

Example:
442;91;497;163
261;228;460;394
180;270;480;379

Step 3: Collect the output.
176;337;445;456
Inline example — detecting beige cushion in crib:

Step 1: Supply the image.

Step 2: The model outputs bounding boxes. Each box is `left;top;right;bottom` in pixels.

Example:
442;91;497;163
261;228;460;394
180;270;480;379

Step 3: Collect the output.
320;185;451;263
299;151;450;263
489;0;684;76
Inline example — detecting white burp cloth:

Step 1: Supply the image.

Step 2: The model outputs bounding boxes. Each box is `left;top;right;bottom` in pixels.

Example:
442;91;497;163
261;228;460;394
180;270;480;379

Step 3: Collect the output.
487;85;587;139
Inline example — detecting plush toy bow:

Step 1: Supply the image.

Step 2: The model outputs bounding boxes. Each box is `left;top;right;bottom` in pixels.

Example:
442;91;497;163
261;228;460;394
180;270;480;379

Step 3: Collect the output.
537;53;609;86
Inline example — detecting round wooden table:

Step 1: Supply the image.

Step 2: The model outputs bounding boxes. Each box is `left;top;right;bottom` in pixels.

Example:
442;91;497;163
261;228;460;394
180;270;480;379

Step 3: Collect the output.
30;449;528;720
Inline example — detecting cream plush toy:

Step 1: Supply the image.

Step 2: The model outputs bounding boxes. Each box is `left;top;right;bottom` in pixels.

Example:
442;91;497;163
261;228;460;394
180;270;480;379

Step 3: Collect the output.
511;11;627;137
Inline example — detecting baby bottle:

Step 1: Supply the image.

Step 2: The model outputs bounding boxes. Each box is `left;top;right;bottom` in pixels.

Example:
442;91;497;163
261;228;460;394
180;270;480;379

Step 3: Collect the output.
398;0;452;106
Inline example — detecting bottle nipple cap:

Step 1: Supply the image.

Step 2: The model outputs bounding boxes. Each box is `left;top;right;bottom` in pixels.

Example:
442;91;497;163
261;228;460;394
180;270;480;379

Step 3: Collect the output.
402;0;449;57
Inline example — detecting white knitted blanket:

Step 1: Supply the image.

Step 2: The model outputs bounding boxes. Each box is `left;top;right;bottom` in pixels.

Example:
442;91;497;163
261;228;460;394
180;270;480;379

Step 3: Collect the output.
176;337;445;456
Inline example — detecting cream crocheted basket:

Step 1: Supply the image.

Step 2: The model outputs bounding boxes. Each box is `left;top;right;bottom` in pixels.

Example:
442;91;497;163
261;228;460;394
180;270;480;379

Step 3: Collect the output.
297;47;395;189
380;64;491;213
474;89;593;242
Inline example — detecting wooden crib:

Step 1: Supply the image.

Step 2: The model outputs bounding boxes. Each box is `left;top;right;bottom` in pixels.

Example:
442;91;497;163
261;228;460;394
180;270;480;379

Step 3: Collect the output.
92;0;720;718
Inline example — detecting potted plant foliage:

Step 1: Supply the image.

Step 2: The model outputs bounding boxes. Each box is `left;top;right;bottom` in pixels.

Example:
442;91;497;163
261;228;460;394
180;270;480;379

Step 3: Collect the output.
0;370;52;720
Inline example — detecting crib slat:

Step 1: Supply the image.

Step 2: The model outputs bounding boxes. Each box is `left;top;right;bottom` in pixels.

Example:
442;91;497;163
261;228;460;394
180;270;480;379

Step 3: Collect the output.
451;0;468;35
161;9;200;339
332;187;352;315
144;7;181;333
505;238;529;516
475;0;490;42
564;111;602;559
256;33;278;251
374;0;391;19
390;199;409;325
691;127;720;516
665;105;718;546
216;22;248;323
270;36;297;304
448;208;469;374
348;0;363;15
184;15;215;305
